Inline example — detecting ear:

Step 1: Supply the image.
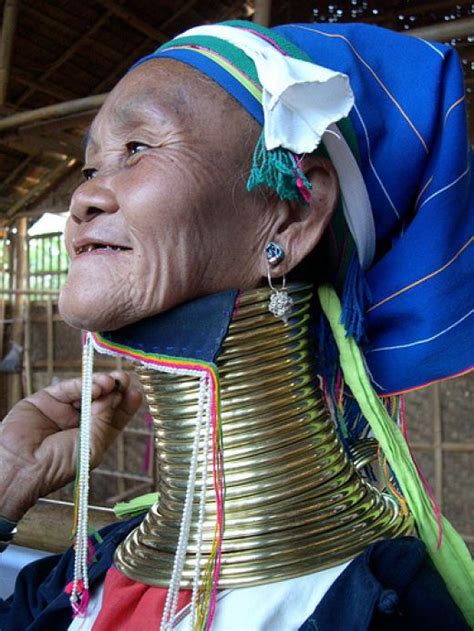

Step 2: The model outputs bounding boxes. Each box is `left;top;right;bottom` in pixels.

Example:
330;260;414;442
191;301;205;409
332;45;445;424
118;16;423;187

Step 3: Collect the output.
259;155;339;277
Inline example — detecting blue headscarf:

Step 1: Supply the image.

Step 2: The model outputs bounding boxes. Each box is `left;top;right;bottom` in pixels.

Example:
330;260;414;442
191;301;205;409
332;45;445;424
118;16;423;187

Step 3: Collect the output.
132;20;473;396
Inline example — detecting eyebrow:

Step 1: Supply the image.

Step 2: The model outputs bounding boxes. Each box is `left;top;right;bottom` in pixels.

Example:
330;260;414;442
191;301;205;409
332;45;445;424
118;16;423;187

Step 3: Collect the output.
115;90;175;127
84;90;178;156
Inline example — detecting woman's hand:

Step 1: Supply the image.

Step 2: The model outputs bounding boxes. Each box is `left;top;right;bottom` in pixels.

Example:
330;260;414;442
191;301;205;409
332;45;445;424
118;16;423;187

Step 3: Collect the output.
0;372;142;522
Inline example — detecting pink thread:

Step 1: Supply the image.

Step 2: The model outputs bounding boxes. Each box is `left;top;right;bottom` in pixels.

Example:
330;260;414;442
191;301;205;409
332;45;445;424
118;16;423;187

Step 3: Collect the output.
400;397;443;549
334;371;342;404
65;579;82;595
66;580;90;618
293;155;312;203
87;539;96;565
72;589;90;617
240;27;289;56
296;176;312;203
207;376;224;629
231;290;243;319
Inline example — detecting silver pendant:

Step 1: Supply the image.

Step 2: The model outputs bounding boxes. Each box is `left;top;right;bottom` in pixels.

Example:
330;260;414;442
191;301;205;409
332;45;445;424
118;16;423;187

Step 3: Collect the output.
268;288;294;323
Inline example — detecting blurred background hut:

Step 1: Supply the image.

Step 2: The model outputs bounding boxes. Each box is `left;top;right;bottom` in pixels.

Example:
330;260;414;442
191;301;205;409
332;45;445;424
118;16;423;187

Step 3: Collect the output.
0;0;472;552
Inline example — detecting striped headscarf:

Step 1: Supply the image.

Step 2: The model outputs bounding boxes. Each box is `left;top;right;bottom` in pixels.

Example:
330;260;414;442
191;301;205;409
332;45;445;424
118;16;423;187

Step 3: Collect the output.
131;19;473;397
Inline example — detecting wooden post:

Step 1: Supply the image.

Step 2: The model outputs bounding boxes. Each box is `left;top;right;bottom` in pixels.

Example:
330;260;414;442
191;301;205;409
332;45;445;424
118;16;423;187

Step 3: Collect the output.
8;217;27;407
46;296;54;384
0;233;8;360
253;0;272;26
23;235;32;395
0;95;106;133
0;0;18;106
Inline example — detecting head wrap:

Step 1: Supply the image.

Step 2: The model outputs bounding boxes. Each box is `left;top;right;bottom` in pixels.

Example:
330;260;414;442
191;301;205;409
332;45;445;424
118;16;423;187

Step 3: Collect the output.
132;19;473;397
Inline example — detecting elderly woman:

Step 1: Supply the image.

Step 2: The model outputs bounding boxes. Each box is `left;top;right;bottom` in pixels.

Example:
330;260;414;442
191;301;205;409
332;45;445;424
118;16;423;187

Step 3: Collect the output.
0;19;473;631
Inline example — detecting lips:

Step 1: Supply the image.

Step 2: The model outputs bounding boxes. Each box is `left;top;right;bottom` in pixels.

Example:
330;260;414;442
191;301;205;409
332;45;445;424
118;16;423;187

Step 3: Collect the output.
73;240;132;257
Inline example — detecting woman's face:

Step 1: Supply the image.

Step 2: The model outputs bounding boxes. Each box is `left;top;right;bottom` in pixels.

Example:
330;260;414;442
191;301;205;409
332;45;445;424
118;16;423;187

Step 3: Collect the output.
59;60;274;331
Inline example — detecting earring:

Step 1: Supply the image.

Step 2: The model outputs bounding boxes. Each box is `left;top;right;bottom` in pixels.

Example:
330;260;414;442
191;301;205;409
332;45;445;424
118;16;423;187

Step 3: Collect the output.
264;242;293;323
265;241;285;266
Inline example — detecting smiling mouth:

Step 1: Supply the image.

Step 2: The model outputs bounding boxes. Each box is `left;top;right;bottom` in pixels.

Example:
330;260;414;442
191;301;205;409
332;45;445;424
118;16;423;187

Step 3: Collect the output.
75;243;132;256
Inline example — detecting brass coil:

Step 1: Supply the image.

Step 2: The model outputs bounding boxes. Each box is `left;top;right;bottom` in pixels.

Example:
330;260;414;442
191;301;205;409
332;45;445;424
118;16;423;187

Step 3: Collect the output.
115;283;412;587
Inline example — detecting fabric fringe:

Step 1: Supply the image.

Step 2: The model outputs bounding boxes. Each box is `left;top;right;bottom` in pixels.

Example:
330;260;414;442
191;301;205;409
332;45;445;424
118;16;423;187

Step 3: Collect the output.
340;253;369;342
247;131;312;203
317;308;369;454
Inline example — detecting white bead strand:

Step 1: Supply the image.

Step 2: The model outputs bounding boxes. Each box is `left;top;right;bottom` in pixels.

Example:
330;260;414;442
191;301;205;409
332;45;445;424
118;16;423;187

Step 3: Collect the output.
70;332;94;614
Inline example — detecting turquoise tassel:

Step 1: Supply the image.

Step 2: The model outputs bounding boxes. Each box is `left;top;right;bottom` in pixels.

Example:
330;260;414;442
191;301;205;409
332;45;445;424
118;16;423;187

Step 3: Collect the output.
247;131;312;203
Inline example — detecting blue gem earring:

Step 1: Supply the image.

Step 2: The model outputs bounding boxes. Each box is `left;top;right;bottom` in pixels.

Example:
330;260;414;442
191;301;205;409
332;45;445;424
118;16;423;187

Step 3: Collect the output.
265;241;285;266
265;242;294;323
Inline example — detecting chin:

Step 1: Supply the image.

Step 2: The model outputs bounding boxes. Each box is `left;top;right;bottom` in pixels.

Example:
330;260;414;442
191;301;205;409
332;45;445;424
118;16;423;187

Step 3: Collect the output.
59;286;132;332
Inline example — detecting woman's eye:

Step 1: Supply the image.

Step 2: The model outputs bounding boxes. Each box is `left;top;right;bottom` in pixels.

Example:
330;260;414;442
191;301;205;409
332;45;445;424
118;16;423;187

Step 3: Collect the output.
82;168;97;181
126;142;150;156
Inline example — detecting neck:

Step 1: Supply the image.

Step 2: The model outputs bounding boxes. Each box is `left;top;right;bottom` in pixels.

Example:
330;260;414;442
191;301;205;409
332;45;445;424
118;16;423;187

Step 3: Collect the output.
115;283;412;587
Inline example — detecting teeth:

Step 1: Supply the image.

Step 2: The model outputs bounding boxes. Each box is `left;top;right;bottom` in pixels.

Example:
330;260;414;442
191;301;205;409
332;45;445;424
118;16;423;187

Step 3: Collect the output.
77;244;123;254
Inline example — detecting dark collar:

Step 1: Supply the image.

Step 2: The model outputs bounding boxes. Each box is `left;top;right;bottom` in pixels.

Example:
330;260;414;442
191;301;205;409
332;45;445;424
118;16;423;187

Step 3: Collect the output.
99;290;239;364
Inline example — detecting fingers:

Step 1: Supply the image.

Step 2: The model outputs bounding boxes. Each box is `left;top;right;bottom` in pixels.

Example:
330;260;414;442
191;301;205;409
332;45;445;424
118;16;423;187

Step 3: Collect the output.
43;371;131;405
103;371;143;428
17;372;140;432
109;384;143;430
91;381;142;428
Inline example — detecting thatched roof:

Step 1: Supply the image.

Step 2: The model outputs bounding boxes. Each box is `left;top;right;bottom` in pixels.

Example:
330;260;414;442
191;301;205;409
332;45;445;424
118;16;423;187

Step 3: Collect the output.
0;0;472;226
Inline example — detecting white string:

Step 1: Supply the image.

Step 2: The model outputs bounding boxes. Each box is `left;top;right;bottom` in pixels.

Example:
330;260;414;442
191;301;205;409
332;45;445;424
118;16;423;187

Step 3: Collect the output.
160;374;208;631
189;377;212;630
70;332;94;613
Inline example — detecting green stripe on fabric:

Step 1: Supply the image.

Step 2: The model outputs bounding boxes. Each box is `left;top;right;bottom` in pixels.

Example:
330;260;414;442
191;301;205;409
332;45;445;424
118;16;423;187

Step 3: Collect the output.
318;284;474;627
165;45;262;102
224;20;313;63
158;34;260;86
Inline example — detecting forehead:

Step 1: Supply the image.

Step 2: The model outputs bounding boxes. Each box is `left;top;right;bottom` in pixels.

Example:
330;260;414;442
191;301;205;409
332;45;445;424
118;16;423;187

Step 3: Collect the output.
86;60;200;149
85;58;259;167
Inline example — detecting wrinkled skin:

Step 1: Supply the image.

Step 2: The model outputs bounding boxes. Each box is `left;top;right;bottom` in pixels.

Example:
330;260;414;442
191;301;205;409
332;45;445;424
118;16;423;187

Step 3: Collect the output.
59;60;271;332
59;59;339;332
1;59;338;522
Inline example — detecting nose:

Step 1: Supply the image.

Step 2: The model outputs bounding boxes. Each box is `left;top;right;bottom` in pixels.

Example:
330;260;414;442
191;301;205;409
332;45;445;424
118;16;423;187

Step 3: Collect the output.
69;178;119;223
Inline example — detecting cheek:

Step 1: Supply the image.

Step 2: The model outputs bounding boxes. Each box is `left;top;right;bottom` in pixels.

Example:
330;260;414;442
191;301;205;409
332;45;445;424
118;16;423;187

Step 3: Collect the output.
63;217;75;258
122;164;221;261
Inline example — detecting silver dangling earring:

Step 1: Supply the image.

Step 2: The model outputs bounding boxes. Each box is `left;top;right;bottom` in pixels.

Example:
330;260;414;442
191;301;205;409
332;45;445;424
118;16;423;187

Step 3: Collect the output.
265;242;294;323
